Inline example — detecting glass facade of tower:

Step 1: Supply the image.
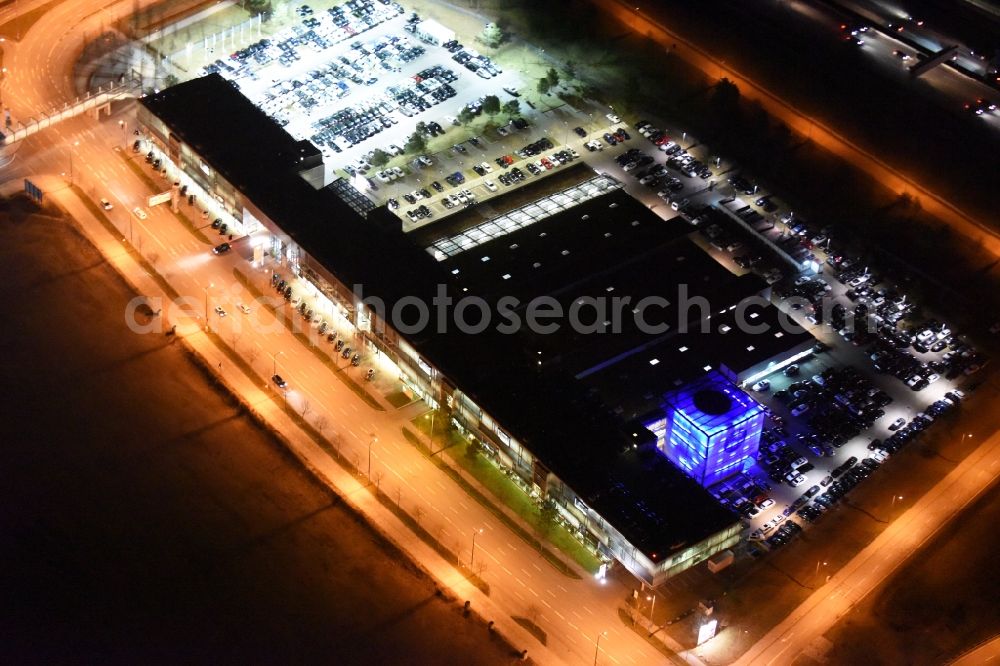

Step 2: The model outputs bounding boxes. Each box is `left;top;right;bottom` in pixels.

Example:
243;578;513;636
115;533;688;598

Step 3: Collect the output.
649;372;765;488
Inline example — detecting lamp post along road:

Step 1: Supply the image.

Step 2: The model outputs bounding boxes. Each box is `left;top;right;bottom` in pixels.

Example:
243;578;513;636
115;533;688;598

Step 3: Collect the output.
594;631;607;666
368;434;377;480
470;528;483;568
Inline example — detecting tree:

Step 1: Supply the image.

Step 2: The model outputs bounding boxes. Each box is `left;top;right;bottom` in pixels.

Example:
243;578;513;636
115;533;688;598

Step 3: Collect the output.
458;106;477;125
404;132;426;154
546;67;560;88
539;499;559;536
502;99;521;116
244;0;271;16
482;94;501;116
369;148;390;167
480;22;504;48
464;440;481;461
536;77;551;95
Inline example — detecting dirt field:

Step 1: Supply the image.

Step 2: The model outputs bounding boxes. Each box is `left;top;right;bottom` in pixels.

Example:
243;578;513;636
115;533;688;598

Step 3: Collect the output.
0;197;519;663
822;480;1000;666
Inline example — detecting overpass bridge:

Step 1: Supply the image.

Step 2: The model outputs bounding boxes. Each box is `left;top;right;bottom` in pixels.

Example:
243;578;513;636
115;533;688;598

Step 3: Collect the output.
2;74;141;146
910;45;961;78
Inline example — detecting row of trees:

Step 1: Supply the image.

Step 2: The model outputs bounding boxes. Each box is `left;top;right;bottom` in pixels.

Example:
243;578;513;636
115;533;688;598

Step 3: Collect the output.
367;95;523;165
536;67;560;95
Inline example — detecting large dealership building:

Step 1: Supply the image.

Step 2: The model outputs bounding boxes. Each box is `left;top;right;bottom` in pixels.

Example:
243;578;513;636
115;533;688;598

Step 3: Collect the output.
138;74;815;584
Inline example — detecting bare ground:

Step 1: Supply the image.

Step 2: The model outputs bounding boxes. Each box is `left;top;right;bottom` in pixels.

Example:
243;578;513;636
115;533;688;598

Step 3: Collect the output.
0;197;520;664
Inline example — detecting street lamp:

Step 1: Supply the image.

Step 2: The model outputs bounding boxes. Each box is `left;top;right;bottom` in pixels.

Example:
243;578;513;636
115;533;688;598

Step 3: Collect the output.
470;527;483;568
271;350;284;377
203;282;214;330
594;631;607;666
69;140;80;184
815;560;827;575
368;434;378;479
646;594;657;621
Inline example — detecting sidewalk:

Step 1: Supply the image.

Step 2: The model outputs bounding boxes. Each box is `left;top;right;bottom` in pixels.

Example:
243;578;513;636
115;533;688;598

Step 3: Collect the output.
28;177;566;665
404;418;592;580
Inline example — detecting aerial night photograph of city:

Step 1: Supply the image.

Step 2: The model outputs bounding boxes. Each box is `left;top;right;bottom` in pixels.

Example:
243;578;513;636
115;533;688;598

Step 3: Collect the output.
2;0;999;663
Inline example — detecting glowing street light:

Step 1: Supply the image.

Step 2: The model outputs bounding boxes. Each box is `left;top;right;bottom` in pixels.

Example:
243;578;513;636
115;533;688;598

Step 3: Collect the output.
367;434;378;479
470;527;484;568
593;630;607;665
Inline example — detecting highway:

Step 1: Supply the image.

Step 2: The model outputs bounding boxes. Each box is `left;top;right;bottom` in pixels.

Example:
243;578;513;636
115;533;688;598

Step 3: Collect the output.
595;0;1000;260
733;419;1000;665
1;1;681;664
3;0;997;664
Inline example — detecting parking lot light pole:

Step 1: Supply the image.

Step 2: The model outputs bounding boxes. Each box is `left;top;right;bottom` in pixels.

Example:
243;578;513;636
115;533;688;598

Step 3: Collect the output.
646;594;657;621
272;350;284;377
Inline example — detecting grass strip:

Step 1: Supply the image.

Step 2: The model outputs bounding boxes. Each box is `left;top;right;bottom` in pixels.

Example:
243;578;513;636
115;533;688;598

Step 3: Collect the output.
402;427;584;579
202;328;487;595
71;185;181;301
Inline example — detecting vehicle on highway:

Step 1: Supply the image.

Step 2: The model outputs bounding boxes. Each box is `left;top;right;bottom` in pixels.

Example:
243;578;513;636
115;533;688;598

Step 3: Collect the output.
212;242;232;255
271;374;288;389
100;198;114;210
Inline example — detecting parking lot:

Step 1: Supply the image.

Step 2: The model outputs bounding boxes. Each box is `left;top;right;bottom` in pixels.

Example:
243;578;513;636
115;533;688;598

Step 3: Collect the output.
707;251;987;554
199;3;522;182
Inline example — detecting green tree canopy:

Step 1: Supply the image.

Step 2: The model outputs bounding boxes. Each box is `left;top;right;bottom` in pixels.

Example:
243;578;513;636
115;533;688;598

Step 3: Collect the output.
482;94;501;116
537;77;551;95
405;132;427;154
369;148;390;167
502;99;521;116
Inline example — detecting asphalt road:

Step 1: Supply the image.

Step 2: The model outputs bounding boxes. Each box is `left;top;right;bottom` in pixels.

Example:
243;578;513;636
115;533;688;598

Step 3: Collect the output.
0;200;520;664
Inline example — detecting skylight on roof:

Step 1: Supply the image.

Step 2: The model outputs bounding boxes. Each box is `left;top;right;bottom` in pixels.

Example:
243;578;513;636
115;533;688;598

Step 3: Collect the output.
747;345;755;351
502;273;511;280
679;346;689;352
649;358;660;366
481;256;490;262
774;331;784;338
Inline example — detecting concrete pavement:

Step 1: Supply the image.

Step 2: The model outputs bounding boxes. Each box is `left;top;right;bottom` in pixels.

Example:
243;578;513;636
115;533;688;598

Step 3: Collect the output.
732;418;1000;665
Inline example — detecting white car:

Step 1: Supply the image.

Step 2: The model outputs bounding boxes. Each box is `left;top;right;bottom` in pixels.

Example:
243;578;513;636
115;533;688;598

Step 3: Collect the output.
214;305;227;318
756;498;775;510
606;112;621;123
100;198;114;210
238;303;251;315
478;161;493;173
132;207;148;220
483;180;498;192
788;474;807;487
751;380;770;392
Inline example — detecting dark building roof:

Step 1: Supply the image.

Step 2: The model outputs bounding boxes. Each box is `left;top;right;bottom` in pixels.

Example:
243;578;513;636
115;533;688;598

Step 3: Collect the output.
140;74;453;321
140;75;747;560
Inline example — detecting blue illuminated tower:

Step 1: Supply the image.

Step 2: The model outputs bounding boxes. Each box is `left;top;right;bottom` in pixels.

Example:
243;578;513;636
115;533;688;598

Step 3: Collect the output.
648;372;765;488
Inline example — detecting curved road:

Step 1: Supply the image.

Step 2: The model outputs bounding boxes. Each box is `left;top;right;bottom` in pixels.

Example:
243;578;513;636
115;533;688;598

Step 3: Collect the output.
2;2;676;665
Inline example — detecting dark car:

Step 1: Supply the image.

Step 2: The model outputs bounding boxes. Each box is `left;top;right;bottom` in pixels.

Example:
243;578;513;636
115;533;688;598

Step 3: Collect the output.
212;242;231;255
573;126;587;137
271;374;288;389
